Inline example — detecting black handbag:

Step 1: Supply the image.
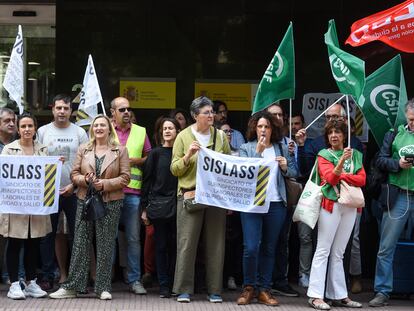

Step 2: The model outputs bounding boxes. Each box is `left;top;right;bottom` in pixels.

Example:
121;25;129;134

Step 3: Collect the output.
147;195;176;220
83;182;107;221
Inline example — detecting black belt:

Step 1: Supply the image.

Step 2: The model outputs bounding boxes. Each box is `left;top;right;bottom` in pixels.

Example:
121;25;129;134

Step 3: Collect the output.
398;188;414;195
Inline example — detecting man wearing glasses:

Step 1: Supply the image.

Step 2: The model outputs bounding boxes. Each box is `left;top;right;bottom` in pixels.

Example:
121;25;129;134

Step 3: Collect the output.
111;97;151;295
213;100;245;149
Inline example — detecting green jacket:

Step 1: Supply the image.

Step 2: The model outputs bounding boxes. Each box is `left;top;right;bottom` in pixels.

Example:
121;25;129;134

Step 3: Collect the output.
171;126;231;194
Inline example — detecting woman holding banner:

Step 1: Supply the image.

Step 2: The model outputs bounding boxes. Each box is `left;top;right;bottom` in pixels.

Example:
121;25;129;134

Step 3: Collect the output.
171;96;231;303
1;113;50;300
237;110;298;306
307;120;365;310
49;114;130;300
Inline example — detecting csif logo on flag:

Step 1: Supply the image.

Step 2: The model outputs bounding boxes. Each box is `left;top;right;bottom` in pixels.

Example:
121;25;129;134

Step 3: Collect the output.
263;52;285;83
369;84;400;117
329;54;352;84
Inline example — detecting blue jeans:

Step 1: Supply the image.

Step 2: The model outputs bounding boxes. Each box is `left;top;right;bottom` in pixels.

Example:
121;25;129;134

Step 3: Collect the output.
374;192;414;296
120;194;141;284
273;207;293;287
240;202;286;290
39;194;77;280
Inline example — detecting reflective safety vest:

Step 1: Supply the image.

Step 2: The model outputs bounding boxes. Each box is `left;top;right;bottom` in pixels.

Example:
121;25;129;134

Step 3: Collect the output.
116;124;146;190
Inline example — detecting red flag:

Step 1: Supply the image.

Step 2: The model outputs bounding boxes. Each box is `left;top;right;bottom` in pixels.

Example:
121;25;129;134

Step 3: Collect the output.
345;0;414;52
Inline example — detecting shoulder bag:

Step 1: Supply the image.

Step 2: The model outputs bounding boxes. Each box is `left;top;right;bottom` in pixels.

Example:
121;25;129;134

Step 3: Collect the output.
292;161;322;229
277;143;302;208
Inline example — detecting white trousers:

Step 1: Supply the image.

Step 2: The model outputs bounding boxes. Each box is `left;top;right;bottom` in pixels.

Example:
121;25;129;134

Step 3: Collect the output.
307;203;356;300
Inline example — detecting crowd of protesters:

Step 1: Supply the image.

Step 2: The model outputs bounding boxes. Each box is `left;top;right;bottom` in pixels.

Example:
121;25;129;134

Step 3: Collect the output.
0;94;413;309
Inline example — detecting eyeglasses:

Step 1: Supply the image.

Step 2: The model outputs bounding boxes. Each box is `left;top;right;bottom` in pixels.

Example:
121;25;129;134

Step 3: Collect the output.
326;114;342;120
117;107;132;113
271;112;284;118
223;129;233;134
199;111;215;116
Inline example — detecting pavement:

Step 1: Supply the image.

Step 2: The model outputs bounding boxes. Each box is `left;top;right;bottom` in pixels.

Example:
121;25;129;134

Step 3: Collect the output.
0;281;412;310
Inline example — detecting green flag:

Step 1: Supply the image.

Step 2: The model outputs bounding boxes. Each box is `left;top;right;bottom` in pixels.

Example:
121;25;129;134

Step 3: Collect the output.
325;19;365;100
394;59;408;129
358;55;407;147
252;22;295;114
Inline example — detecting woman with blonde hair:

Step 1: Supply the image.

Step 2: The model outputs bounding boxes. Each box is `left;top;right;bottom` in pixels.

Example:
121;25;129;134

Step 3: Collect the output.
50;114;130;300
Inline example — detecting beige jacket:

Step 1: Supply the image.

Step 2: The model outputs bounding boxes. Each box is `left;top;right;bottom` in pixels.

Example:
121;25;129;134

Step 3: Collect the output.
0;140;52;239
71;144;130;202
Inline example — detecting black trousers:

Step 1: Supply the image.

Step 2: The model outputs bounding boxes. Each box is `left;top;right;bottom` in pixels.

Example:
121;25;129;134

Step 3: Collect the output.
7;237;40;283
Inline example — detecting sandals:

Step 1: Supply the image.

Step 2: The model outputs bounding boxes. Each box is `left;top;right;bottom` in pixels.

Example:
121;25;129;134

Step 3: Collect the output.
308;298;331;310
332;298;362;308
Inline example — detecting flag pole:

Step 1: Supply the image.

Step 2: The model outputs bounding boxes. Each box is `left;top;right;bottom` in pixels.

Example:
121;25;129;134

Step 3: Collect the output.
305;94;346;131
346;95;351;148
289;98;292;141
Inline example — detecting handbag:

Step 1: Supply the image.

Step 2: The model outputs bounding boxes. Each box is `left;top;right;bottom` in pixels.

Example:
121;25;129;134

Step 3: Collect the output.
336;180;365;208
331;152;365;208
292;162;322;229
147;195;176;219
83;182;107;221
277;144;302;208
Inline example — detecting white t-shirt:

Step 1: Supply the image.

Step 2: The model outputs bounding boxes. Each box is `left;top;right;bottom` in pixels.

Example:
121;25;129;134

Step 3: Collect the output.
191;126;211;147
37;122;89;187
263;145;282;202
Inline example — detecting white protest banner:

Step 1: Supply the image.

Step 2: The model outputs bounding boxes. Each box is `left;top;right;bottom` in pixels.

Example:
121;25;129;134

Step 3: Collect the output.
302;92;368;142
2;25;24;114
0;155;62;215
195;147;277;213
76;54;105;126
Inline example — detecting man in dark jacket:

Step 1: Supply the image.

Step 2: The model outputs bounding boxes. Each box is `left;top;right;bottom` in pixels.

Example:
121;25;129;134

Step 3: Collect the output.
369;99;414;307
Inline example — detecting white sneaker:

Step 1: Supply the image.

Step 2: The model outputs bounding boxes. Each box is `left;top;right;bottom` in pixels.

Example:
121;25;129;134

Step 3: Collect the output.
227;277;237;290
7;281;26;300
99;291;112;300
129;281;147;295
298;274;309;288
49;287;77;299
24;280;47;298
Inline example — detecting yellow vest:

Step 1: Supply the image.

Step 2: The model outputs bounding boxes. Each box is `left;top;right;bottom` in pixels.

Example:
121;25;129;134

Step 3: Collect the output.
115;124;146;190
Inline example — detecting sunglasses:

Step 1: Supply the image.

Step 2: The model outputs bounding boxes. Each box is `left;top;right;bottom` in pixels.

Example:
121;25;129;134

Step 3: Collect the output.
117;107;132;113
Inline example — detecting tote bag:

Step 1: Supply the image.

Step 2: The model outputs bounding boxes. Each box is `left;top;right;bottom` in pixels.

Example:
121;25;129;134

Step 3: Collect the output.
292;162;322;229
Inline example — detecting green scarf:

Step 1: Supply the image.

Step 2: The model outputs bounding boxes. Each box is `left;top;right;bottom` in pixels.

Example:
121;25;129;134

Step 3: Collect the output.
317;148;363;201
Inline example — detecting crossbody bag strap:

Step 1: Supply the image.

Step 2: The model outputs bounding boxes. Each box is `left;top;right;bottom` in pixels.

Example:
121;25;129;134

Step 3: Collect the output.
211;127;217;151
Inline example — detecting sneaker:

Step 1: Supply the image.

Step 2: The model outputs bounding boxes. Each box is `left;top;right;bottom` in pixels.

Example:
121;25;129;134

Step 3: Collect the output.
177;293;191;303
141;272;153;288
272;284;300;297
227;276;237;290
38;279;53;291
24;280;47;298
99;291;112;300
159;286;171;298
298;274;310;288
49;287;77;299
7;281;26;300
129;281;147;295
208;294;223;303
369;293;389;307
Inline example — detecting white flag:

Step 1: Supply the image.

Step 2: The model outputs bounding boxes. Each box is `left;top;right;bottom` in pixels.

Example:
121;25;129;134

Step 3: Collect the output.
76;55;104;126
2;25;24;114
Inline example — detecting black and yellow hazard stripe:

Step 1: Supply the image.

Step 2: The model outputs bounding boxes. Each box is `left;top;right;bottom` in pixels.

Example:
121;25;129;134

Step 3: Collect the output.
43;164;57;207
76;109;89;123
355;107;363;136
254;165;270;206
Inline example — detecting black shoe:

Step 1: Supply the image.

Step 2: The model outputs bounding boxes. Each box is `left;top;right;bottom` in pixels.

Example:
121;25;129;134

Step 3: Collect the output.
271;284;300;297
159;286;171;298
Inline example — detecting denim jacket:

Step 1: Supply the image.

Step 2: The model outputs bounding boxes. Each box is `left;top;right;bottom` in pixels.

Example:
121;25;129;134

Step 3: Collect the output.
239;140;298;206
